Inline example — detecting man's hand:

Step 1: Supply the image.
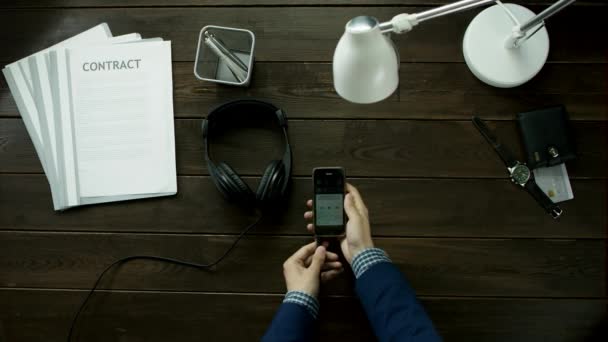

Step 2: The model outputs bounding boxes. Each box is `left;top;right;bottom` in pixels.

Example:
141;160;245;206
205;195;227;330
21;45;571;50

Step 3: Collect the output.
283;242;343;298
305;183;374;264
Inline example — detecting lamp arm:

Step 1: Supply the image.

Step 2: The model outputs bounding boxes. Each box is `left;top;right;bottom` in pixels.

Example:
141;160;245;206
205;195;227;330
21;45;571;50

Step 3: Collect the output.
503;0;576;48
380;0;495;34
519;0;576;32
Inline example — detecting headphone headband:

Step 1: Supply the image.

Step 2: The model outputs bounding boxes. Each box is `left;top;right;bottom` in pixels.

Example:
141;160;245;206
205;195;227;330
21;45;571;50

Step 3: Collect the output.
202;99;287;138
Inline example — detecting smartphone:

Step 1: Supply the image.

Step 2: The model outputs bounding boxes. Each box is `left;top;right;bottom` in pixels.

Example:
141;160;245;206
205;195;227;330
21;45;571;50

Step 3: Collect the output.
313;167;346;237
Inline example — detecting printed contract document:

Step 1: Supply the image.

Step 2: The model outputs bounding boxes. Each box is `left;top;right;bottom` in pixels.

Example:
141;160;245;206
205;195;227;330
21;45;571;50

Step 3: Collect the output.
2;23;177;210
67;41;176;198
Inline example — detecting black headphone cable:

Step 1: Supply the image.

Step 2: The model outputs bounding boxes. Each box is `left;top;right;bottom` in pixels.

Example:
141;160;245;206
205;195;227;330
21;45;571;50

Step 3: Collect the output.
67;213;263;342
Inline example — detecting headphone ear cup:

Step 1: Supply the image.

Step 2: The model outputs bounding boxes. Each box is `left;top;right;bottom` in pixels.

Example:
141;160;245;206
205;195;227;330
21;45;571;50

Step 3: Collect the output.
271;162;287;200
208;162;232;200
217;162;255;204
257;160;284;204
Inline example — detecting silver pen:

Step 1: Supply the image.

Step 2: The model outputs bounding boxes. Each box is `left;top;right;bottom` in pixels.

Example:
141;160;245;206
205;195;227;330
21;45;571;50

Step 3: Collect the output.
204;32;248;82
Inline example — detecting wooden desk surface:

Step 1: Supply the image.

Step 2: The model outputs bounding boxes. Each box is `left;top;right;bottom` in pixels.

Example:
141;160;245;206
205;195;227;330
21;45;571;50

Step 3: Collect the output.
0;1;606;341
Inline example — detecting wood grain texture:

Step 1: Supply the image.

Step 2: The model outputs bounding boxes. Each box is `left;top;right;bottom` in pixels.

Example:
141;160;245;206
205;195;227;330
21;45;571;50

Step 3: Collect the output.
0;232;604;297
1;289;606;342
1;175;606;238
0;6;605;63
1;0;603;7
4;62;605;120
1;118;606;177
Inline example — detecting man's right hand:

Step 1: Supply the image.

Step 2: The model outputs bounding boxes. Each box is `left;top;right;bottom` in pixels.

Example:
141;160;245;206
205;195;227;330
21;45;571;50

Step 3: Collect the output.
304;183;374;265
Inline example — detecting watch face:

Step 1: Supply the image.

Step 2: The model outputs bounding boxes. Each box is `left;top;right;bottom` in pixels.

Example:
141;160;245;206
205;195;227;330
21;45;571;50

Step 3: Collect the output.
511;164;531;185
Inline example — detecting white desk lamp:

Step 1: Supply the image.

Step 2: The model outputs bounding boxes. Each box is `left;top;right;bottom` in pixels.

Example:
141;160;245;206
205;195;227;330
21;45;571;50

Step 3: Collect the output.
333;0;576;104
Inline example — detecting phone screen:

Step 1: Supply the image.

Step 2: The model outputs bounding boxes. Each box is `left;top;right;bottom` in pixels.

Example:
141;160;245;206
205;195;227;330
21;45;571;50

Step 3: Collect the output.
314;168;345;235
315;193;344;226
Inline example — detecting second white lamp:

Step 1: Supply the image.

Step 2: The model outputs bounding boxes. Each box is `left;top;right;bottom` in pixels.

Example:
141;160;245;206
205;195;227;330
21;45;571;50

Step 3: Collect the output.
333;0;576;104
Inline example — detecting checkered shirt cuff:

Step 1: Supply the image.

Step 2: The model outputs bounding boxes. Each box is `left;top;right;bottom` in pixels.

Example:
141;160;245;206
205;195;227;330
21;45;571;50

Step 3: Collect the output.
283;291;319;319
352;248;392;279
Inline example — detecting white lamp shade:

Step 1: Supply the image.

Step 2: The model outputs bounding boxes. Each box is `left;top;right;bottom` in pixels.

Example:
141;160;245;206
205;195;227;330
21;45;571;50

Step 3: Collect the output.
332;16;399;104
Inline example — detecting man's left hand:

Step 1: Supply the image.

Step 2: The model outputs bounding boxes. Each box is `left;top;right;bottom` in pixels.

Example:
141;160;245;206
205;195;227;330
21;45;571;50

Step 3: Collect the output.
283;242;343;298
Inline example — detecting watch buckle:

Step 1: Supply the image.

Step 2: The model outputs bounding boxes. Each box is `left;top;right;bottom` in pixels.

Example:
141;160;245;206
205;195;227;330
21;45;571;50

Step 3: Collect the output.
550;207;563;219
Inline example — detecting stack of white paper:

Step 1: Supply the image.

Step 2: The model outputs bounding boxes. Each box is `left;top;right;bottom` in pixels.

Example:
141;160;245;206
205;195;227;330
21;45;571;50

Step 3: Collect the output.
3;23;177;210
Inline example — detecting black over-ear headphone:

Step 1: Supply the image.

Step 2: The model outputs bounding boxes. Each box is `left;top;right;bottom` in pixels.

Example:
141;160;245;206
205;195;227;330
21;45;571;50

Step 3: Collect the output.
202;99;292;208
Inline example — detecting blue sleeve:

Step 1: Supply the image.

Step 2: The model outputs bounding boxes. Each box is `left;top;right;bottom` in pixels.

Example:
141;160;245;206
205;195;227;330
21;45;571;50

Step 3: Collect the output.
262;292;318;342
355;261;442;342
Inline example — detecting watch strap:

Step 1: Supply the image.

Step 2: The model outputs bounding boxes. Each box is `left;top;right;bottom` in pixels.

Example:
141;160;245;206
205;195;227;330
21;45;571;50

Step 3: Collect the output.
472;116;518;168
524;179;563;219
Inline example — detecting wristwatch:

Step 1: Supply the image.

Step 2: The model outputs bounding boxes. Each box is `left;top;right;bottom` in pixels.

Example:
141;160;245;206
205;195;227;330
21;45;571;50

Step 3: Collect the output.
472;116;562;219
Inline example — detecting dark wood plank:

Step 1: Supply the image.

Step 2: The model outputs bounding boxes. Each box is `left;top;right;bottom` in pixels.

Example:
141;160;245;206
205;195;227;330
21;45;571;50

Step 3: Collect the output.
0;6;605;63
1;289;605;342
397;63;608;121
1;175;605;238
1;119;606;178
424;297;607;342
2;62;605;120
2;0;603;7
0;232;604;297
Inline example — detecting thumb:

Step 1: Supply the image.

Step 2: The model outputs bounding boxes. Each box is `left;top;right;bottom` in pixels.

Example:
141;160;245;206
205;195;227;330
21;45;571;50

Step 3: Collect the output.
344;193;359;220
309;246;326;274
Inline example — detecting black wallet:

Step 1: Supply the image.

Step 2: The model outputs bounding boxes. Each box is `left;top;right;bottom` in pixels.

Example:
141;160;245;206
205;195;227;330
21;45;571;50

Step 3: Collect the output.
516;106;576;169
